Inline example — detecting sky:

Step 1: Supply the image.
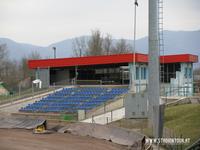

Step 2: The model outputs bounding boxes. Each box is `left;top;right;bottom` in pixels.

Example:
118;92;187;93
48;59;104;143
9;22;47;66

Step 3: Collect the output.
0;0;200;46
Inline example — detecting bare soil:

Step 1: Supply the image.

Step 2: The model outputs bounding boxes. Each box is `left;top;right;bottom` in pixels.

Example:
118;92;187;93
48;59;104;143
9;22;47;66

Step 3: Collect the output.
0;129;126;150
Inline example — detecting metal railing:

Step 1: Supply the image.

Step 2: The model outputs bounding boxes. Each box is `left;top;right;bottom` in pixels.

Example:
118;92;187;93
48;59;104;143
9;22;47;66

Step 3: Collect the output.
185;138;200;150
161;86;193;97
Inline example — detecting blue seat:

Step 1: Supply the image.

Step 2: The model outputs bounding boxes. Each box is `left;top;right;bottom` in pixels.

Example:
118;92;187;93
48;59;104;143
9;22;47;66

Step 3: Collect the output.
19;87;128;113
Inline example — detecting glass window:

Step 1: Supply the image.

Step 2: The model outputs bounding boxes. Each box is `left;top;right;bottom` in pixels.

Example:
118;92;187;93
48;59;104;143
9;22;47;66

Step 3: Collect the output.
141;67;147;80
184;67;192;78
95;69;104;74
189;68;192;78
124;72;129;80
184;68;187;78
144;67;147;79
136;67;139;80
141;67;144;79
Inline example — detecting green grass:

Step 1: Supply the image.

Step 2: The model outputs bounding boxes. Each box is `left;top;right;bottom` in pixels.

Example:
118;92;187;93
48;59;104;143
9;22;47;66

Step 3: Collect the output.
60;114;75;121
59;114;78;122
110;104;200;148
165;104;200;148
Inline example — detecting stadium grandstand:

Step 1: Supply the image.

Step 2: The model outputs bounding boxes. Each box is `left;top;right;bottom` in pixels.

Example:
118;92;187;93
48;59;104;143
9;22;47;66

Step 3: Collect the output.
19;87;128;113
18;52;198;115
28;53;198;96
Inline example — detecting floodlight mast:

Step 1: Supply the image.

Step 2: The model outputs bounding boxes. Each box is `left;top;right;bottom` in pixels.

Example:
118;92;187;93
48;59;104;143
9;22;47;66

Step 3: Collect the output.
148;0;161;138
130;0;138;93
52;47;56;59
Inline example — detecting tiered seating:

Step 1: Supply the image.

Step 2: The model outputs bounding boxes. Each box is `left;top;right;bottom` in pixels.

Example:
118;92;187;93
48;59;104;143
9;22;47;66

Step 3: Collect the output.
19;87;128;113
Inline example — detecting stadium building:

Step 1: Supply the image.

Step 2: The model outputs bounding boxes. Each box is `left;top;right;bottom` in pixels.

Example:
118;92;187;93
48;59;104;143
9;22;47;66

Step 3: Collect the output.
28;53;198;96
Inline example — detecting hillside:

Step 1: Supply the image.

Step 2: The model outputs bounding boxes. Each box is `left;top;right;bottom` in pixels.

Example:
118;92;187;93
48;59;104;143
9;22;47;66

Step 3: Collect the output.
0;30;199;62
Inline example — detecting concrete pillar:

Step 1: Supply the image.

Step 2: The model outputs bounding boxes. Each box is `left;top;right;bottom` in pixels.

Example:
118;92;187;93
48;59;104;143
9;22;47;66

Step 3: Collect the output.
78;110;86;121
148;0;160;117
148;0;162;138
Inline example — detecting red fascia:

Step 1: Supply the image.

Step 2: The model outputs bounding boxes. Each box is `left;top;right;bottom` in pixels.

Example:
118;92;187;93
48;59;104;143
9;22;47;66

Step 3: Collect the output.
28;53;147;69
160;54;198;64
28;53;198;69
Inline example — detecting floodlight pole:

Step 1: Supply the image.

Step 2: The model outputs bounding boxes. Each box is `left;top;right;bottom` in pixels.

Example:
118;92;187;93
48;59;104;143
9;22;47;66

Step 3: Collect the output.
53;47;56;59
148;0;161;138
32;82;34;99
130;0;138;93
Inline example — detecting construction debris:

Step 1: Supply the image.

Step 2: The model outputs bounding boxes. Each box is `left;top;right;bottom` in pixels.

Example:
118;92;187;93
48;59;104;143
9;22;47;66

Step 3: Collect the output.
58;122;145;147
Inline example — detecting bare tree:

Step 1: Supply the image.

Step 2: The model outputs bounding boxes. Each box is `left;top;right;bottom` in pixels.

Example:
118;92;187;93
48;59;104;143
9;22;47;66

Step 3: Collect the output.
87;30;103;56
0;44;8;80
72;37;87;57
20;51;41;80
72;30;132;56
103;34;112;55
28;51;41;60
3;60;21;90
0;44;7;61
0;45;42;91
111;39;132;54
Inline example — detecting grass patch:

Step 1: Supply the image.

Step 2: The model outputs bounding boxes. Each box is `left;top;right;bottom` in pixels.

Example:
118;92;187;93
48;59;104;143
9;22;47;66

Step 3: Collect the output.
165;104;200;148
109;104;200;148
60;114;77;121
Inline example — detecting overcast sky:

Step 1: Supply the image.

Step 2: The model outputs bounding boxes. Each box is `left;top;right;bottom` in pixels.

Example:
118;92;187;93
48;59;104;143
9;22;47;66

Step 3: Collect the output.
0;0;200;46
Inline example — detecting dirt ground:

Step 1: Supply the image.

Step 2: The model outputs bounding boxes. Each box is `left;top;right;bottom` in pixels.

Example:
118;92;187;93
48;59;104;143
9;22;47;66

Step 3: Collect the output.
0;129;127;150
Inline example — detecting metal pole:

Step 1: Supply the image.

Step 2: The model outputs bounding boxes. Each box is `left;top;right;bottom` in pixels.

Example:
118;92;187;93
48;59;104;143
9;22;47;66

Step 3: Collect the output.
148;0;161;138
187;63;189;96
130;0;138;93
53;47;56;59
79;46;82;57
122;70;124;85
32;82;34;99
75;66;78;85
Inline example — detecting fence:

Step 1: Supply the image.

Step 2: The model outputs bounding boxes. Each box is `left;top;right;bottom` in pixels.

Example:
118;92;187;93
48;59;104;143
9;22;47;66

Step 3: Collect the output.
0;87;58;105
162;127;192;150
161;86;193;97
185;138;200;150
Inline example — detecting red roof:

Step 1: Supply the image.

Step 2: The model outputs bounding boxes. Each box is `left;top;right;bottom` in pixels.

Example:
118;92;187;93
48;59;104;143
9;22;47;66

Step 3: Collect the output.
28;53;198;69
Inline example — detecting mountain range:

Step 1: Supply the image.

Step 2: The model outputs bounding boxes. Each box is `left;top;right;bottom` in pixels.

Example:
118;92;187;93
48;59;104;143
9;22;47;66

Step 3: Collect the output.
0;30;199;66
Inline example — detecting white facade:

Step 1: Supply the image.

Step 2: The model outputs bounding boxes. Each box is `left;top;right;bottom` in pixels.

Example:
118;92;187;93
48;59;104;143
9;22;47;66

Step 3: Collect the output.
129;62;194;97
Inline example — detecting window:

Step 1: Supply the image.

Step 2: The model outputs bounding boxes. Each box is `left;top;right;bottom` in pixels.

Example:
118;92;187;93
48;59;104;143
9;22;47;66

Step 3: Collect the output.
189;68;192;78
136;67;139;80
184;67;192;78
123;72;129;80
95;69;104;74
109;68;115;73
141;67;147;80
144;68;147;79
141;67;144;79
184;68;188;78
